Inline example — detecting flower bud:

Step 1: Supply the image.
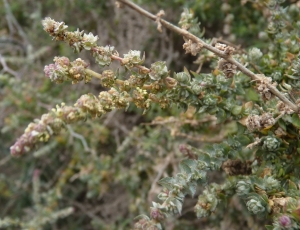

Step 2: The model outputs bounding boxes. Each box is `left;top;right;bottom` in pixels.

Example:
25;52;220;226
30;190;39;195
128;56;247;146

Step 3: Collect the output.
264;176;279;190
236;180;251;196
82;32;98;50
279;215;291;227
191;82;203;95
122;50;144;67
194;204;209;218
150;207;165;221
149;61;168;81
246;198;265;214
248;47;263;62
93;45;114;67
263;137;280;151
101;70;115;88
174;72;190;85
203;94;217;106
42;17;68;40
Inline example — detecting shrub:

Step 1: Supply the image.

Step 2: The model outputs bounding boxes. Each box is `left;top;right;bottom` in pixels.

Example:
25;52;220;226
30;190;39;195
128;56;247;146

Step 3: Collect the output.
2;0;300;229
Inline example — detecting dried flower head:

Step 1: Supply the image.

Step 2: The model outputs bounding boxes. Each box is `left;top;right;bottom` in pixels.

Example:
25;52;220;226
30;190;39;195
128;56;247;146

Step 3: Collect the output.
42;17;68;40
246;113;275;132
155;10;165;33
215;43;227;51
260;113;275;129
221;159;252;175
246;114;261;132
277;101;294;115
217;58;237;78
164;76;177;89
215;43;235;55
183;38;203;56
255;74;277;101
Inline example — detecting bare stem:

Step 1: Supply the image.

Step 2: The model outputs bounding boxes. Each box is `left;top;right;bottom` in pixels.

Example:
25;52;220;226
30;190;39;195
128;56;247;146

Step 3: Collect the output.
117;0;298;112
85;68;102;80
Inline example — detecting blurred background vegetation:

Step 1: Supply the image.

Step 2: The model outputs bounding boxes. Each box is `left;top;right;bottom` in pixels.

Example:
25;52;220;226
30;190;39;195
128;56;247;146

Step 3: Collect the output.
0;0;279;229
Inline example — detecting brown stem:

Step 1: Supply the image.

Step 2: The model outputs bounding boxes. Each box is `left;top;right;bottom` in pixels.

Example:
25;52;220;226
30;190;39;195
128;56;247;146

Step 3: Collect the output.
117;0;298;112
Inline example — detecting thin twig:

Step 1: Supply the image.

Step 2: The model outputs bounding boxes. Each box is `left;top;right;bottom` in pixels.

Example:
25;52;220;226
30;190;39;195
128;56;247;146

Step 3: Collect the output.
147;154;171;203
0;154;11;166
67;125;91;153
117;0;298;112
0;54;21;78
3;0;30;46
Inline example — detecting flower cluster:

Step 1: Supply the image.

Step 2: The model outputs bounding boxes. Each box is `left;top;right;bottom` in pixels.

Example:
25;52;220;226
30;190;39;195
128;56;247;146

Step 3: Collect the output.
149;61;168;81
43;17;98;52
122;50;144;68
11;89;130;156
195;186;219;218
248;47;263;62
246;113;275;132
10;104;85;156
92;45;115;67
44;57;91;84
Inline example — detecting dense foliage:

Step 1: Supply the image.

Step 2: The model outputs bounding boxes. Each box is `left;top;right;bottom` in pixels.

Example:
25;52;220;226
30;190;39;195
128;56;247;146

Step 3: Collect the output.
2;0;300;229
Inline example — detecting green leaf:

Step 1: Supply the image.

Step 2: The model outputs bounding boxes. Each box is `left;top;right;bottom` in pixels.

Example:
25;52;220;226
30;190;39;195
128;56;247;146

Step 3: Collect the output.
235;85;245;95
245;88;260;101
277;168;285;177
187;181;197;197
179;102;188;113
173;198;183;214
278;118;286;131
288;180;297;190
236;135;251;145
158;177;176;190
179;159;197;174
292;114;300;129
216;108;227;122
231;105;242;115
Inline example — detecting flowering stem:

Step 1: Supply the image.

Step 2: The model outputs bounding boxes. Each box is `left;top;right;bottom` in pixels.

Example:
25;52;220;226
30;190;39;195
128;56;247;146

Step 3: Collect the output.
85;68;152;90
117;0;298;112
